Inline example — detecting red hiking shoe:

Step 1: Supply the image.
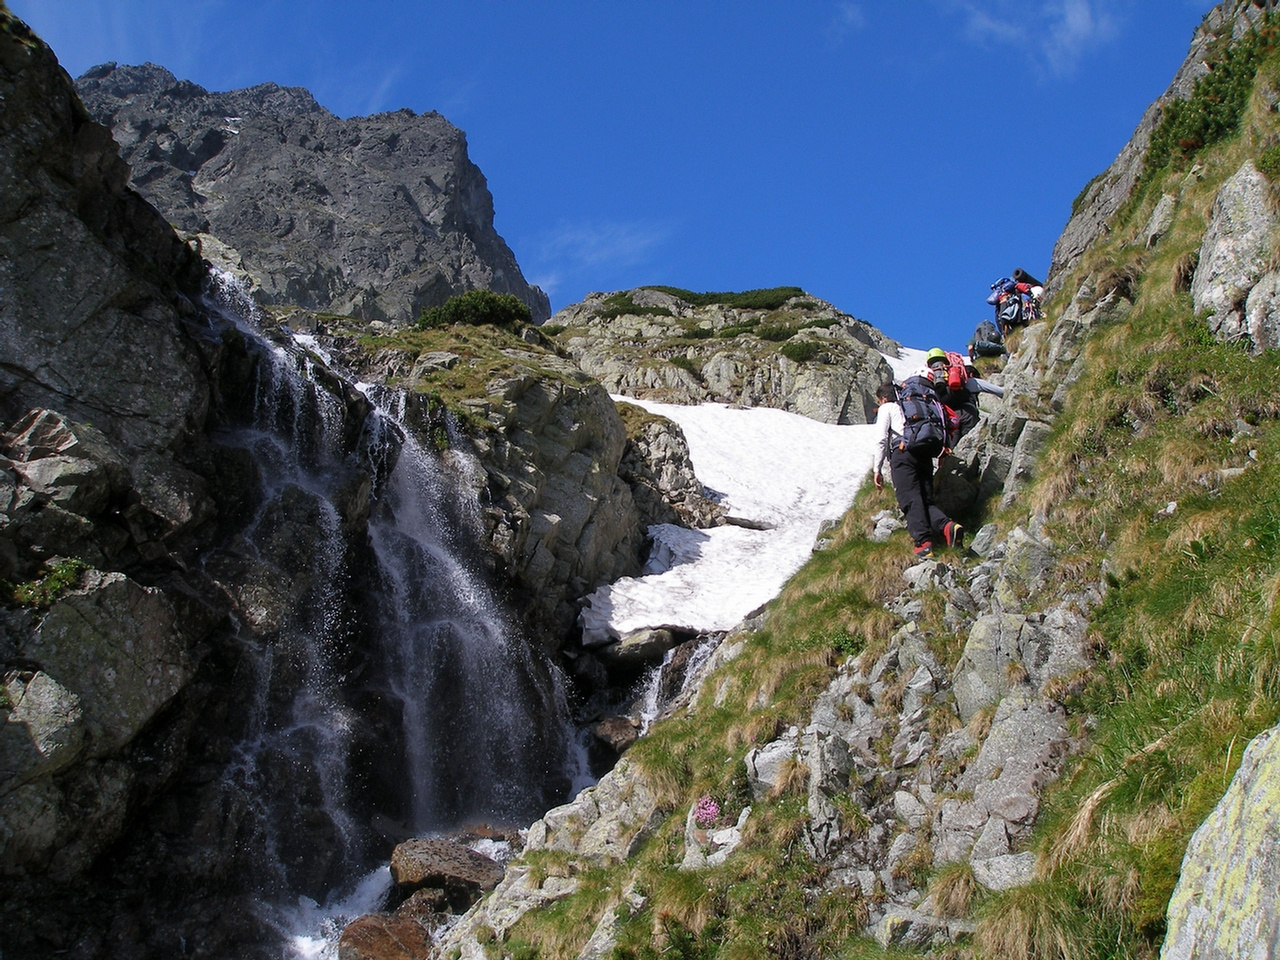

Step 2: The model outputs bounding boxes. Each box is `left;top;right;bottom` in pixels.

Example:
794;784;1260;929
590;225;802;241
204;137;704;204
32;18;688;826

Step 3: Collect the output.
943;521;964;550
913;541;934;558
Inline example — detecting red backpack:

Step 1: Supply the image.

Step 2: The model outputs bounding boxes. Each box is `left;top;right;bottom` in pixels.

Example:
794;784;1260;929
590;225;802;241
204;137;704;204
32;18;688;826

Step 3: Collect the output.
944;351;971;392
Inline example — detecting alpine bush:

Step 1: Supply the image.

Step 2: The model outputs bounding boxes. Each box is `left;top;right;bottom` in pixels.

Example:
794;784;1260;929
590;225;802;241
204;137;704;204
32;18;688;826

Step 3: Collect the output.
417;289;532;329
780;340;822;363
641;285;808;311
1143;23;1279;179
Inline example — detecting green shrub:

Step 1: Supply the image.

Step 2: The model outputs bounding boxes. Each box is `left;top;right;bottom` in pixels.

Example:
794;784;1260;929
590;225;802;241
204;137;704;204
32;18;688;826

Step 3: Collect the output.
3;558;87;608
599;292;674;321
755;323;795;342
417;289;532;329
669;355;700;375
780;341;822;363
540;323;566;336
1259;143;1280;179
1143;24;1279;179
641;285;808;311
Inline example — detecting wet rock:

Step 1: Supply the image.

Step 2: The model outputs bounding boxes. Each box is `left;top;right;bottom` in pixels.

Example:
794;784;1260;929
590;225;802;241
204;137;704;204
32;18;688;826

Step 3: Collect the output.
594;628;679;683
389;838;505;902
337;913;434;960
591;715;642;755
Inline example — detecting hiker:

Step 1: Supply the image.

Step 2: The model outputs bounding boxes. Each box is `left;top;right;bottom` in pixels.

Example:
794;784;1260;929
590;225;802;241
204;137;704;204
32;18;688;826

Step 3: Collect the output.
987;268;1044;331
926;347;1005;442
872;373;963;558
968;319;1007;360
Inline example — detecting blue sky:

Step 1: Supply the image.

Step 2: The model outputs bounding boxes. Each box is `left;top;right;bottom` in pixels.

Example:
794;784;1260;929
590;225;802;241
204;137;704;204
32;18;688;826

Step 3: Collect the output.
14;1;1215;349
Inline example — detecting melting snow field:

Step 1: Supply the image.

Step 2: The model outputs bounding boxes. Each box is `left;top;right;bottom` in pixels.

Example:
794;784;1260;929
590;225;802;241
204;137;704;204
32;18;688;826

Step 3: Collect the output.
579;349;930;644
579;400;863;641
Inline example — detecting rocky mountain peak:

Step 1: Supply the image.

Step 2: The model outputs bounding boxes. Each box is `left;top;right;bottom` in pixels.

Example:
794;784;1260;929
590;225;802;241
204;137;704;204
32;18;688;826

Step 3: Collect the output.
75;62;550;325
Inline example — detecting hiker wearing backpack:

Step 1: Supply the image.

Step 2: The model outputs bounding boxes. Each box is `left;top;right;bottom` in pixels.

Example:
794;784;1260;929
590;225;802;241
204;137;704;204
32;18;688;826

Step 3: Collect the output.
926;347;1005;442
968;319;1008;360
987;268;1044;332
872;372;963;558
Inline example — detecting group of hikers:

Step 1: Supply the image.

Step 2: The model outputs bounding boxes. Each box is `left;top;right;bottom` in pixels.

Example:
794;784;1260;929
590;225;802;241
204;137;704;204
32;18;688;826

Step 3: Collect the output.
872;268;1042;559
968;267;1044;361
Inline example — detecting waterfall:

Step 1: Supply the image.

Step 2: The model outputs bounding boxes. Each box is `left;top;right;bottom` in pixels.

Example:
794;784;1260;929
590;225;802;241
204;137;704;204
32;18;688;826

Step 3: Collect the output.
201;272;587;954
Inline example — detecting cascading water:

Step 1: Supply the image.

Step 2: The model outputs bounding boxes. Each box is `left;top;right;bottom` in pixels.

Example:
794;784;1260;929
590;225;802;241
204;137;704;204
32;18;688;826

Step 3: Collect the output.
201;272;588;955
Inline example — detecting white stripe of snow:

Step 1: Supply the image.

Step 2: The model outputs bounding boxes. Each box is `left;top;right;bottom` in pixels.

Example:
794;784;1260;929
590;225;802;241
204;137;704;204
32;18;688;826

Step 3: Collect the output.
882;346;931;383
578;398;886;643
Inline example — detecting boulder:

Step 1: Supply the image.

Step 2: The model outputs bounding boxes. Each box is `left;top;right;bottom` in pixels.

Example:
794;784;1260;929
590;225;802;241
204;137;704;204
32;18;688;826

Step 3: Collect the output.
524;759;663;862
388;838;504;914
1160;723;1280;960
337;914;434;960
617;411;725;529
1192;161;1280;348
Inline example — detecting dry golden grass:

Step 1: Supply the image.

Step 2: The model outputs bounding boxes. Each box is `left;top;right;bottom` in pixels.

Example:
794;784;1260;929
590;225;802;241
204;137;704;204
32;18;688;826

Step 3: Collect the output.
648;871;718;936
1043;778;1116;875
1123;802;1178;847
772;757;810;798
1005;660;1031;686
973;884;1087;960
967;705;996;741
1078;863;1142;916
1155;438;1219;489
1165;510;1233;550
929;861;981;919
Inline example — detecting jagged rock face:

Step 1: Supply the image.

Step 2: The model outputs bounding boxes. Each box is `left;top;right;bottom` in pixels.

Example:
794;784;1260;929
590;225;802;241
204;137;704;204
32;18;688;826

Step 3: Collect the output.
551;290;897;424
1193;160;1280;353
1160;722;1280;960
617;410;726;530
1048;0;1266;293
74;62;550;324
0;35;208;452
324;331;648;649
0;21;227;893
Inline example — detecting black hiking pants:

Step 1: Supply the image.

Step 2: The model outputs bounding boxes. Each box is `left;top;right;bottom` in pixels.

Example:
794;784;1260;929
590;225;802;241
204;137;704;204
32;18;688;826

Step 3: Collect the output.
888;445;950;548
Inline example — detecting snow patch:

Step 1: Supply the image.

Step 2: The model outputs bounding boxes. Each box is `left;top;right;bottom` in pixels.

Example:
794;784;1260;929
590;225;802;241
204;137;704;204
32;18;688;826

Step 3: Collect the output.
579;399;884;643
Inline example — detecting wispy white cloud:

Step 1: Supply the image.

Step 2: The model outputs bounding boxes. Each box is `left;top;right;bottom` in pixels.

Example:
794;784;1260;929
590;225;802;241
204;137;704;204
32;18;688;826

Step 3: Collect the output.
534;220;672;271
943;0;1121;76
362;65;404;115
829;2;866;45
834;3;865;36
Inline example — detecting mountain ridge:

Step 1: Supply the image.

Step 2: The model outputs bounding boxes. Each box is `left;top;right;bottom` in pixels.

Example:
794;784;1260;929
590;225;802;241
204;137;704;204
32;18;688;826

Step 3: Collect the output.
74;61;551;325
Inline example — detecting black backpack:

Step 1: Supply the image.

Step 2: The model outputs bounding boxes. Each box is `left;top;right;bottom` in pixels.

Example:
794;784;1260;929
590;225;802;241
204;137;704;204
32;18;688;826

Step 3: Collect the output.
997;293;1023;330
896;376;946;457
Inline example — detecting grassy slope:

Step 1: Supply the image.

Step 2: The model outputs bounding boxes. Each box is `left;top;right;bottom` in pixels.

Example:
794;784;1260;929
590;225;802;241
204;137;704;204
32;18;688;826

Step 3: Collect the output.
476;21;1280;960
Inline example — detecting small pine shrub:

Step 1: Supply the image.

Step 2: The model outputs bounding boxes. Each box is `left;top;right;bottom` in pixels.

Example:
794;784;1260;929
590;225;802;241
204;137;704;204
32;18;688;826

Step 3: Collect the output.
669;355;700;375
642;286;807;311
417;289;531;329
1143;23;1280;180
755;324;794;342
780;341;821;363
